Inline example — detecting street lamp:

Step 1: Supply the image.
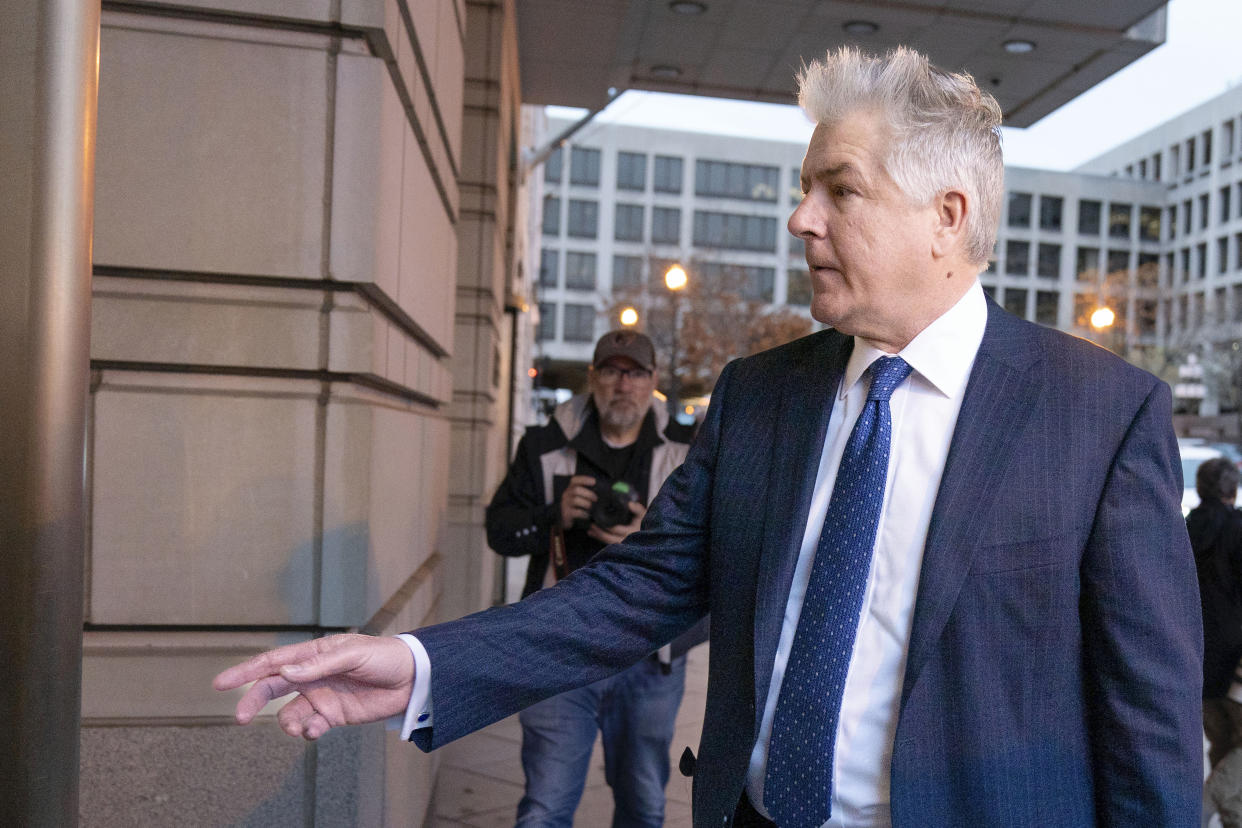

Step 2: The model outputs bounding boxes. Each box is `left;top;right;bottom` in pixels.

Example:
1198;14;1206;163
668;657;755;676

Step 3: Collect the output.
1090;306;1116;330
619;306;639;327
664;264;688;419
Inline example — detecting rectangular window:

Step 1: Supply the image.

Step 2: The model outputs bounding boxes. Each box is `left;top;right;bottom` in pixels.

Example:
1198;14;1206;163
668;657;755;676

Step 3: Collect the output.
653;155;683;193
1008;192;1032;228
1109;202;1131;239
564;252;596;290
566;199;598;238
539;248;559;287
612;255;643;289
1137;253;1159;288
616;151;647;191
562;303;596;342
1223;186;1233;223
614;203;644;242
1074;292;1093;327
1181;248;1191;283
544;147;563;184
1234;285;1242;321
1178;295;1188;330
1225;120;1236;159
1200;193;1210;230
1037;243;1060;278
694;159;779;201
1039;196;1063;231
692;210;777;252
1139;159;1148;179
1184;199;1193;235
787;269;812;305
1153;153;1162;181
1136;299;1157;335
1203;129;1213;166
1005;240;1030;275
1193;293;1205;328
569;147;601;186
1139;206;1161;243
1107;249;1129;278
1078;199;1101;235
1237;233;1242;271
537;302;556;342
1035;291;1059;326
1217;287;1228;324
1003;287;1028;318
651;207;680;245
1219;236;1230;274
542;195;561;236
1197;242;1208;278
1165;252;1175;287
789;167;803;205
1171;144;1181;177
698;262;775;302
1187;137;1197;172
1076;246;1099;282
1168;204;1177;240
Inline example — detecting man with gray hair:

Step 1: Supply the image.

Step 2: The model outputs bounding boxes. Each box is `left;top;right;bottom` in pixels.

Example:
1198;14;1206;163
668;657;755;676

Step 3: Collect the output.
218;46;1201;827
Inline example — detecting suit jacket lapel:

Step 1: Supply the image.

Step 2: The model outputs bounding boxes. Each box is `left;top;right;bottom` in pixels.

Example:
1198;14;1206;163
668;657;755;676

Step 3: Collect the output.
901;301;1043;705
752;331;852;728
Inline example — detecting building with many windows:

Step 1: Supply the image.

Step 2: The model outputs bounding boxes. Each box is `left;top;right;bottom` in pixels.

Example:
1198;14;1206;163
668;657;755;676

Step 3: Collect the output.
534;85;1242;415
535;117;809;382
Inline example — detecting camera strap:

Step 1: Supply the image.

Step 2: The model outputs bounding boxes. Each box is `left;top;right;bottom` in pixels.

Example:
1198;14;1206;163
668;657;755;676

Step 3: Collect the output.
550;523;569;582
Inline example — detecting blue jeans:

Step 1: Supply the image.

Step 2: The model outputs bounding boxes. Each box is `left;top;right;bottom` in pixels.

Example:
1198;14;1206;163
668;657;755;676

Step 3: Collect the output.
515;654;687;828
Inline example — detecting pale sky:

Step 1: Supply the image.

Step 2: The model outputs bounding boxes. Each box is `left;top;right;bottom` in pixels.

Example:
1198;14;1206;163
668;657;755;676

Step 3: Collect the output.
549;0;1242;171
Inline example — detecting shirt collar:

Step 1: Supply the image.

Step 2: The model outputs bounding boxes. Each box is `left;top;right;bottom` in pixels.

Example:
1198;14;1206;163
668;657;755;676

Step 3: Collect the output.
839;279;987;402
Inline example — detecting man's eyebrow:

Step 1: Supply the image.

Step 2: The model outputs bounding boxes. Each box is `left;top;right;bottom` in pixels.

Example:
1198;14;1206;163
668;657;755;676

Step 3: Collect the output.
803;162;860;185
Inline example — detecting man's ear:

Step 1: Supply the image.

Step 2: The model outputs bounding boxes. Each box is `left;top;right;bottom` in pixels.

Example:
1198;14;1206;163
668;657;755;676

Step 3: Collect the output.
930;189;968;259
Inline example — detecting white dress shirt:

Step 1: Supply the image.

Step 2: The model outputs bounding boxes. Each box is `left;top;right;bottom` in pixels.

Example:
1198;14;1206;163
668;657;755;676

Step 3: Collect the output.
400;283;988;826
743;280;986;827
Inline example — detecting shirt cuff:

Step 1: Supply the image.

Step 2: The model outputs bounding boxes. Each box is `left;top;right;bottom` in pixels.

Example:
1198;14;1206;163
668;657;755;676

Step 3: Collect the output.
390;633;433;740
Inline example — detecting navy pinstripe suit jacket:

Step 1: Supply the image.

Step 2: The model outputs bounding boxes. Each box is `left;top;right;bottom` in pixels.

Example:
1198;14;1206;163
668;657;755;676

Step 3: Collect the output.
414;298;1203;827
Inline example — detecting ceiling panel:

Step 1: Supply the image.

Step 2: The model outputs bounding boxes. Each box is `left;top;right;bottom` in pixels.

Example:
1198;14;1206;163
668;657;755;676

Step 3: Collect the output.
516;0;1168;126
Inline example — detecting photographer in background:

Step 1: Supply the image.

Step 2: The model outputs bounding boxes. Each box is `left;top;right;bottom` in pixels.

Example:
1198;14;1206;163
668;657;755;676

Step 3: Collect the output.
485;328;695;828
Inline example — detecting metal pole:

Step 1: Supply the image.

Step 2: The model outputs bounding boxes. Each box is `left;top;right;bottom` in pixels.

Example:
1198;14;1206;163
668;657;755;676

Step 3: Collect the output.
667;297;681;421
0;0;99;824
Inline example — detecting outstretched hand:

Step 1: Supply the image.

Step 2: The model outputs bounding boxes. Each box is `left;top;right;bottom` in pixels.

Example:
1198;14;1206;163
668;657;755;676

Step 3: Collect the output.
213;633;415;741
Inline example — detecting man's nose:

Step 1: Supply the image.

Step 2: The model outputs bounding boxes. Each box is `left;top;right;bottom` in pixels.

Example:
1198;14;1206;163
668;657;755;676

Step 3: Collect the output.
788;196;822;240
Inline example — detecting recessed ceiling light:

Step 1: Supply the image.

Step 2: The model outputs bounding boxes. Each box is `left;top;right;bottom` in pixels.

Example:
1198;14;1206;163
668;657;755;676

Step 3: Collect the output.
650;65;683;79
669;1;707;14
842;20;879;35
1003;39;1036;54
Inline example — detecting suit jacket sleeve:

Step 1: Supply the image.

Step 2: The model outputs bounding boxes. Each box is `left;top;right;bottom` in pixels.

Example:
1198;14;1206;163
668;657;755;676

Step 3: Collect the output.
1080;380;1203;824
407;362;734;751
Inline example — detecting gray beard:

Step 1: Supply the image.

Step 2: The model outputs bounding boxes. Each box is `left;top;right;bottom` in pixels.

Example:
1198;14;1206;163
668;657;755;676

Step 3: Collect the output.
599;402;644;433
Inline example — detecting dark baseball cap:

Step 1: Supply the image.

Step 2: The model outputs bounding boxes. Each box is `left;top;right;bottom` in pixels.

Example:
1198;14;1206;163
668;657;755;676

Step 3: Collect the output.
593;329;656;370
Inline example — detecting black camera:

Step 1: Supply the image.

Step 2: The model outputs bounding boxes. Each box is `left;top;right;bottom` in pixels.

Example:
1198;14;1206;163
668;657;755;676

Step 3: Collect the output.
589;478;640;529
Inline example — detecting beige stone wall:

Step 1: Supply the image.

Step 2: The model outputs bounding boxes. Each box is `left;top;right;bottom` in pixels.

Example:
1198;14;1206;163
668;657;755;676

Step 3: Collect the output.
81;0;524;823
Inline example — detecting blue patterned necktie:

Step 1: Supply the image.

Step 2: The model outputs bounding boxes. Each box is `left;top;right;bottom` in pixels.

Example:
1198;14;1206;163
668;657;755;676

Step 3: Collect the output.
764;355;913;828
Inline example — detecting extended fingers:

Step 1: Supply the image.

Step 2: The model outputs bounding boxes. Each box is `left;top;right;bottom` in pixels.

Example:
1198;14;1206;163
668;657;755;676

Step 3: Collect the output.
214;639;321;691
233;674;296;725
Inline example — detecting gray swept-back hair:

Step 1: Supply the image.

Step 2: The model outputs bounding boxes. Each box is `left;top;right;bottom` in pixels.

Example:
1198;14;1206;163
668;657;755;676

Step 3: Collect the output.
798;46;1003;267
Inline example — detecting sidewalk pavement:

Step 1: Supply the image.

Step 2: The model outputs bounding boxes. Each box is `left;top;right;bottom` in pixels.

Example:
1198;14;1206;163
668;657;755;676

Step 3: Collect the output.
430;644;709;827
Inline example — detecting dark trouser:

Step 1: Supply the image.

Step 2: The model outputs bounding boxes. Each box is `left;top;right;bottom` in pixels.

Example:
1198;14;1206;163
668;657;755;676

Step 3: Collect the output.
733;790;776;827
1206;697;1242;828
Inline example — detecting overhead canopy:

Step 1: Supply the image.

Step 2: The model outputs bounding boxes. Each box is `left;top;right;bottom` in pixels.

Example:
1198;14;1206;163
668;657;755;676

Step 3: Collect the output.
516;0;1167;127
